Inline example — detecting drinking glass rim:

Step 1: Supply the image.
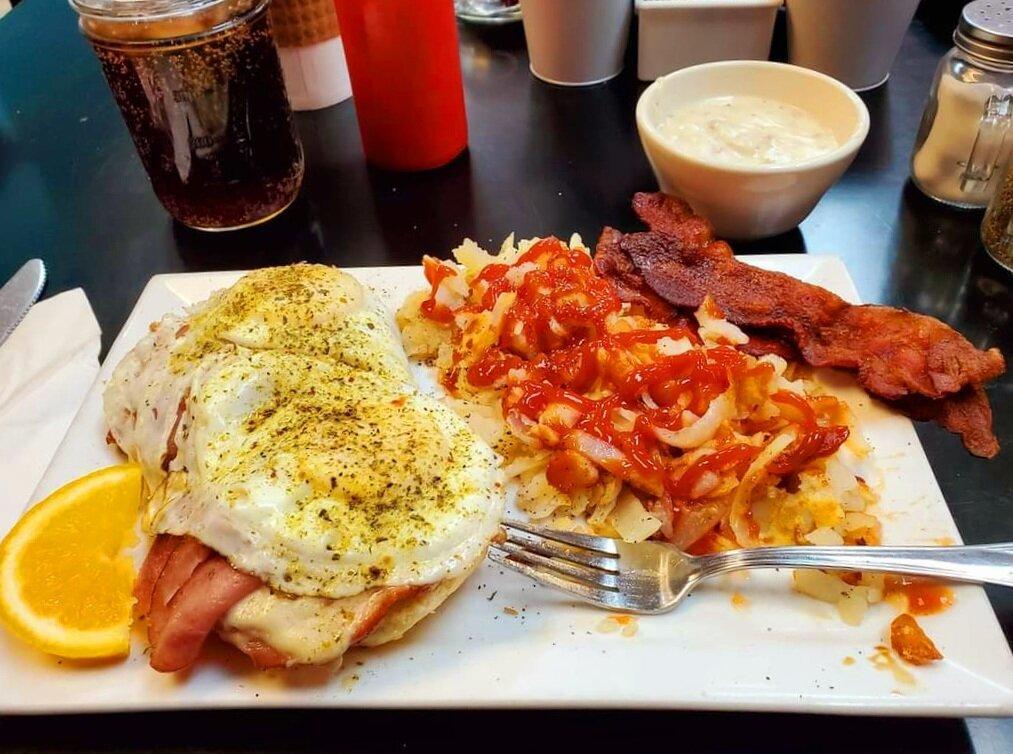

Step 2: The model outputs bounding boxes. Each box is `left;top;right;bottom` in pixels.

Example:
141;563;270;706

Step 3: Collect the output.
69;0;255;24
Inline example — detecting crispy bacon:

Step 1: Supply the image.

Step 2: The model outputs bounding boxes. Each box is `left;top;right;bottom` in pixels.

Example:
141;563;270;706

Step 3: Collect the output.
889;385;999;460
595;192;1005;457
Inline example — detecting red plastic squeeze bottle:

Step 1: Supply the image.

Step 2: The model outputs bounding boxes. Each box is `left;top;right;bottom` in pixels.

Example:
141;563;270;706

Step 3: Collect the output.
332;0;469;171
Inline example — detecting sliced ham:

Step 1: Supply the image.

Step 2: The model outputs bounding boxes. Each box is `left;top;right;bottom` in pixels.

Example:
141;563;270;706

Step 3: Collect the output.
147;536;212;646
225;636;290;670
349;585;424;644
140;534;428;671
149;556;263;673
133;534;180;617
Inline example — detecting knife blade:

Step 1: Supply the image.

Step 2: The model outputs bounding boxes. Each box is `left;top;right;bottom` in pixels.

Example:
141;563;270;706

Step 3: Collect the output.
0;259;47;348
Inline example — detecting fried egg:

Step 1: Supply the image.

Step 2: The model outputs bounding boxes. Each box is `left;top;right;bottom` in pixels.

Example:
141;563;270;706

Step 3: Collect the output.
104;265;503;666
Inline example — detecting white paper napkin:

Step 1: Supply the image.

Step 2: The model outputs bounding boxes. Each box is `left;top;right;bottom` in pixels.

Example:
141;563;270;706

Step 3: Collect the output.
0;289;101;532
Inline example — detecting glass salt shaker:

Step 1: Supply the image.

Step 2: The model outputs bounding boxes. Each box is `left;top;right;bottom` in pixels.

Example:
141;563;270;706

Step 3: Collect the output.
911;0;1013;209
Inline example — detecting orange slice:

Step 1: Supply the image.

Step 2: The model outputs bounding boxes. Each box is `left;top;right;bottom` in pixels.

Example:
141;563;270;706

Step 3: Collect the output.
0;465;142;658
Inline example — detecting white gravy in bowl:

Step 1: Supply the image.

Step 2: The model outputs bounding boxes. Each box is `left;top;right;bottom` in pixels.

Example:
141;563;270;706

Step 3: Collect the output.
660;95;838;168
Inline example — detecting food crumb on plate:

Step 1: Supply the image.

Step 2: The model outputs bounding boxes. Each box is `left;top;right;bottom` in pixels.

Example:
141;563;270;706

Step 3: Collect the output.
870;645;916;686
730;592;749;610
596;615;638;637
890;614;943;666
341;673;360;691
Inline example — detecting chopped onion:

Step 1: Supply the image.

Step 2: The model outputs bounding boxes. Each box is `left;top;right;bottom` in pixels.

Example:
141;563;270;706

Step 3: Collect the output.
669;500;728;550
695;297;749;345
541;402;581;428
506;412;540;446
565;430;626;467
758;353;788;378
434;276;465;310
565;430;663;496
689;470;721;499
656;336;693;356
505;262;537;286
729;430;796;546
653;391;732;449
547;317;568;337
488;291;517;332
612;407;640;433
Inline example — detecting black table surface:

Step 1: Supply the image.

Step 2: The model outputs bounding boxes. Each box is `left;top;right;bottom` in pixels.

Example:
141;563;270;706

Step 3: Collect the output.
0;0;1010;751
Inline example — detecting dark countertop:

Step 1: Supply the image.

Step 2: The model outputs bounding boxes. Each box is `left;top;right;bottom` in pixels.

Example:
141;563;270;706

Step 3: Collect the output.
0;0;1009;751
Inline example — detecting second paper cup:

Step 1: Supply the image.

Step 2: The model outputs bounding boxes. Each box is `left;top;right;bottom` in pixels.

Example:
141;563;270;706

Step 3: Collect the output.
520;0;633;86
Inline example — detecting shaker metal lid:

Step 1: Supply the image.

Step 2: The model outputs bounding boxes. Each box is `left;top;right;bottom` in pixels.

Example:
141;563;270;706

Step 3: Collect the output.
956;0;1013;65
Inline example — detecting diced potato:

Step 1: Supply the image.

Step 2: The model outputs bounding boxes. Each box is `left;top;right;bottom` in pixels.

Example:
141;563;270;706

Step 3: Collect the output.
793;569;850;604
396;291;449;359
609;490;663;543
805;526;845;546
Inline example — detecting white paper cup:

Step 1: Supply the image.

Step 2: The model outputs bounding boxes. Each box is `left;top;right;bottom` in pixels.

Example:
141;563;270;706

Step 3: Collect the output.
519;0;633;86
786;0;920;91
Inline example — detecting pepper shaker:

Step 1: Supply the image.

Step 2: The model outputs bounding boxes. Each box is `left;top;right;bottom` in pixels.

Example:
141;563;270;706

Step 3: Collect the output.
911;1;1013;209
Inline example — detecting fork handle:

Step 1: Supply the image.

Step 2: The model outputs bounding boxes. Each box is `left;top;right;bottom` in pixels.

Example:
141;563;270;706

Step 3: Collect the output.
695;543;1013;587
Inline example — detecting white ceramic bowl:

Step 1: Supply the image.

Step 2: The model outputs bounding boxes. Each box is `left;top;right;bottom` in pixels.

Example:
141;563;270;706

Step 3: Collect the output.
636;61;870;239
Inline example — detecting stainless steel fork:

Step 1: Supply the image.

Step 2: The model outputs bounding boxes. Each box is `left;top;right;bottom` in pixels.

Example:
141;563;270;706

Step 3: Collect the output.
488;519;1013;614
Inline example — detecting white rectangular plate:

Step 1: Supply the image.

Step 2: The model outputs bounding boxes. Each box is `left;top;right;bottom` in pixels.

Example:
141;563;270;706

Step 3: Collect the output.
2;256;1011;716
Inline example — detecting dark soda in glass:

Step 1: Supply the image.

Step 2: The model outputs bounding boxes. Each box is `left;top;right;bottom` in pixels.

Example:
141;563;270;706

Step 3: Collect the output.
72;0;304;231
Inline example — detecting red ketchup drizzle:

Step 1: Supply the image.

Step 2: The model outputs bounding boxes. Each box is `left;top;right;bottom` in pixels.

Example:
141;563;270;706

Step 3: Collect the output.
671;443;760;500
769;390;850;474
419;238;849;503
420;256;458;323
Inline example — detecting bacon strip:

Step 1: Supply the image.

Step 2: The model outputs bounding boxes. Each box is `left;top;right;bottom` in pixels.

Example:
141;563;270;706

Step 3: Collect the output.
888;385;999;459
149;556;262;673
595;193;1005;457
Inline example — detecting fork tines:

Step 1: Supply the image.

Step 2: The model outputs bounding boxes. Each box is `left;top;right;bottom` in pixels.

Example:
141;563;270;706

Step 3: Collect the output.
488;519;625;608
